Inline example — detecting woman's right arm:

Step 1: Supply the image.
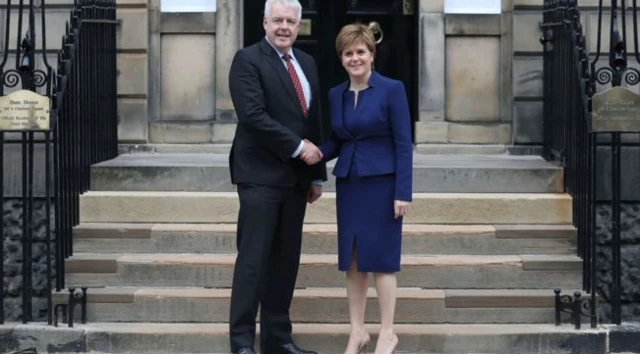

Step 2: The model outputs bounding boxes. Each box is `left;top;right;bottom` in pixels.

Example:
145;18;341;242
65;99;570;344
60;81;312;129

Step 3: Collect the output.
318;92;342;162
319;131;342;162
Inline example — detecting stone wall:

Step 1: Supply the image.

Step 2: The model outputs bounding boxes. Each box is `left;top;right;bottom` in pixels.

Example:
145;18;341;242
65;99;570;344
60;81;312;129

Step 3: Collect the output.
596;203;640;322
594;145;640;323
2;199;55;322
415;0;513;145
146;0;241;144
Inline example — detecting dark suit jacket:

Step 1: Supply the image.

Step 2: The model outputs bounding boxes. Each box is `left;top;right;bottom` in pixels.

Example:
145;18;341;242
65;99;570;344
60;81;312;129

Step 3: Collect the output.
319;71;413;202
228;38;327;189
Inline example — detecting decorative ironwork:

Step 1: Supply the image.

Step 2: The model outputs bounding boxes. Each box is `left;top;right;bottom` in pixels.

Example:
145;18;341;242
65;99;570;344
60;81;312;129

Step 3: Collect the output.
540;0;598;328
542;0;640;326
624;68;640;86
0;0;54;326
33;70;49;87
2;70;22;88
0;0;118;326
53;287;88;328
594;66;640;86
554;289;597;329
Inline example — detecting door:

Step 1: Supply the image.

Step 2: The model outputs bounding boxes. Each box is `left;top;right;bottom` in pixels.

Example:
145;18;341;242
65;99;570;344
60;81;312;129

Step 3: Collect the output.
244;0;419;139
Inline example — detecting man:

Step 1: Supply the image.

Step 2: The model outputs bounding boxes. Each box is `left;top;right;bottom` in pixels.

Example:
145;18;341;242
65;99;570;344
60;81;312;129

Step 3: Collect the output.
227;1;326;354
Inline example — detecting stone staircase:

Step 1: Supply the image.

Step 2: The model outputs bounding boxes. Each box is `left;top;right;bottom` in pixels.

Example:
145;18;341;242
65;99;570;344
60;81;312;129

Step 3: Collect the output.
46;151;607;353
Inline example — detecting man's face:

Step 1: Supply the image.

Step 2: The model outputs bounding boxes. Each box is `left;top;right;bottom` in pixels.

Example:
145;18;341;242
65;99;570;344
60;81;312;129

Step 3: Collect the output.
263;2;300;53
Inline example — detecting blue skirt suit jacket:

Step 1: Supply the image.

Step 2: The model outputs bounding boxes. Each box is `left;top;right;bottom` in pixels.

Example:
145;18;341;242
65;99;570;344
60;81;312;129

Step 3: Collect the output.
320;71;413;272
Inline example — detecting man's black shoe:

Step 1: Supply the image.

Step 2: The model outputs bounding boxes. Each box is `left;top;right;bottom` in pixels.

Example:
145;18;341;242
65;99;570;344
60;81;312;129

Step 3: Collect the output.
261;342;318;354
233;348;256;354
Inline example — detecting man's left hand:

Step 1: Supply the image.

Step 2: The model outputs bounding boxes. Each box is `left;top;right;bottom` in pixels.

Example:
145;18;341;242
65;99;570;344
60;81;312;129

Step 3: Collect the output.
308;185;322;204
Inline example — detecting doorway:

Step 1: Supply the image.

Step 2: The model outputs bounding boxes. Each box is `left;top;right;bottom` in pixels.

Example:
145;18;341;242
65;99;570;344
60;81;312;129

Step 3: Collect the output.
244;0;419;139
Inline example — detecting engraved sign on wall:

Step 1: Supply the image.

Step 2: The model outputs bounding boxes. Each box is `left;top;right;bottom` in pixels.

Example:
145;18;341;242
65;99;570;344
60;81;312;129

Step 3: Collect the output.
592;86;640;132
0;90;51;131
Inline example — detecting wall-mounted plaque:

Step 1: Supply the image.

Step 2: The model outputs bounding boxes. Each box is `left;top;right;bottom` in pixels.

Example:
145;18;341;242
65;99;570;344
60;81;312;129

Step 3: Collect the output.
0;90;51;131
299;18;312;36
592;86;640;132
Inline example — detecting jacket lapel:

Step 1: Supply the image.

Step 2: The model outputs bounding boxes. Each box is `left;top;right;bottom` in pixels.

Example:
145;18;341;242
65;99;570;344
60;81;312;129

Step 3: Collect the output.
260;39;300;111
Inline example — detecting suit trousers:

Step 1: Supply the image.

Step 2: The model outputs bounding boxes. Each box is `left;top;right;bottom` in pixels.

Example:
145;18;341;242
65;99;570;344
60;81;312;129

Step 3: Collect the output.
229;183;308;352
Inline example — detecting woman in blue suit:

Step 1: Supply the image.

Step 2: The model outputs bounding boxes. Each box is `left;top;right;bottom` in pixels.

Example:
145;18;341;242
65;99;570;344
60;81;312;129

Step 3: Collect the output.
302;24;412;354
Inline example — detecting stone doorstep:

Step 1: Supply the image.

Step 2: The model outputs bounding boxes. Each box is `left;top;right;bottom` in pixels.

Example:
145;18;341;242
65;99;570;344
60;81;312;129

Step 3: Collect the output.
0;322;609;354
78;191;574;224
65;253;582;273
118;143;515;155
51;286;584;309
95;153;561;169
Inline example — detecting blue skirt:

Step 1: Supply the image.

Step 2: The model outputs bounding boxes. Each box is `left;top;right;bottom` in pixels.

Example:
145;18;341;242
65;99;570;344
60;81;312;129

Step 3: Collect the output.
335;163;402;273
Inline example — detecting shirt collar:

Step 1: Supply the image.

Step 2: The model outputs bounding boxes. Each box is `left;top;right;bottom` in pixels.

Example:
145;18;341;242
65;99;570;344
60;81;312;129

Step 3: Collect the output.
265;36;297;62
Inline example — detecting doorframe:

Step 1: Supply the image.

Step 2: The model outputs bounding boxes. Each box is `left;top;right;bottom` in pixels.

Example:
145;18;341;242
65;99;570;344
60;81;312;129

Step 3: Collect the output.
240;0;421;140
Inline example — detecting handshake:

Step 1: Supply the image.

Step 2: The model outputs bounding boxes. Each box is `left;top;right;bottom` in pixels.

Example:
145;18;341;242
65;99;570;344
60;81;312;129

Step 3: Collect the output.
300;139;323;165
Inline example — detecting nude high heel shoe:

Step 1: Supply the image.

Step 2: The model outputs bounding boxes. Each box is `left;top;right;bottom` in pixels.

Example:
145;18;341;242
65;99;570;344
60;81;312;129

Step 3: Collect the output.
357;334;371;354
345;331;371;354
375;332;398;354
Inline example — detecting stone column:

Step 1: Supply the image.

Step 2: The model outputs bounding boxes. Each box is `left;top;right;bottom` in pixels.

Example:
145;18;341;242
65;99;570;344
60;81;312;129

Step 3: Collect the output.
501;0;514;133
213;0;243;143
148;0;162;130
415;0;447;143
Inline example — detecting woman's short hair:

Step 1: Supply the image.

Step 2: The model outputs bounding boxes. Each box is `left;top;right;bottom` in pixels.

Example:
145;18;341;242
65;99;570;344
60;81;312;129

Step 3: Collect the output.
335;23;376;58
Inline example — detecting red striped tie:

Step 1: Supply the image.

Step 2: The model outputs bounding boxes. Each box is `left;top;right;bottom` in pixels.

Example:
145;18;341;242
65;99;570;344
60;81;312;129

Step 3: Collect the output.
282;53;308;118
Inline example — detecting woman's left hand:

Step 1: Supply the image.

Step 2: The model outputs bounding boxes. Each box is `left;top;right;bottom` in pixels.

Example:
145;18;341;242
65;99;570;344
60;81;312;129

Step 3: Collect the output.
394;200;411;219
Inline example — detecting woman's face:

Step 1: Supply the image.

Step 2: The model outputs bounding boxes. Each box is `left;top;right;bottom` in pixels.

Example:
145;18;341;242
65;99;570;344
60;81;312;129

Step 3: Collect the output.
340;42;374;80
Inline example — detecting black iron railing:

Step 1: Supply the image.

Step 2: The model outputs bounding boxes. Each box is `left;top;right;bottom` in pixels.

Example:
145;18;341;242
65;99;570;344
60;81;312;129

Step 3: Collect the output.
0;0;118;325
542;0;640;326
541;0;597;328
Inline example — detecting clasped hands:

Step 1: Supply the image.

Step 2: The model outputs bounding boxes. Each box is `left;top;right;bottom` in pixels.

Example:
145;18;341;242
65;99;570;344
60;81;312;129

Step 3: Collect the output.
300;139;323;165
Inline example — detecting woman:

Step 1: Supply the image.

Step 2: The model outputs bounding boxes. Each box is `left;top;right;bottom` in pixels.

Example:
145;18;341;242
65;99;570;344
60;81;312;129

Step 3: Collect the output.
302;24;412;354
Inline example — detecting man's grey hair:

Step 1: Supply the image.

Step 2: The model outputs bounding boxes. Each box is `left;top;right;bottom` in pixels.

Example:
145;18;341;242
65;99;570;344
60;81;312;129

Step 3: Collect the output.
264;0;302;21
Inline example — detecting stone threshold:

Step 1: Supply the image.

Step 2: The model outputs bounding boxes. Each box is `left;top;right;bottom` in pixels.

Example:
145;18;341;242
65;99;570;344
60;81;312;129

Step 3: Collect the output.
118;143;543;156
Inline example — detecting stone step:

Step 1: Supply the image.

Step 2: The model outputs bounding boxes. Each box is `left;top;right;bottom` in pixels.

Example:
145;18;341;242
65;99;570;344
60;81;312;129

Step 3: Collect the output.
118;143;517;155
51;286;582;324
0;322;607;354
90;153;564;193
65;253;582;289
78;192;573;224
73;223;577;255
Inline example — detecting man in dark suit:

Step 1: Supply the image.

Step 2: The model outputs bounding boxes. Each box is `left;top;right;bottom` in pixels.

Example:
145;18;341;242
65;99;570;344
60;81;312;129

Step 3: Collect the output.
227;1;326;354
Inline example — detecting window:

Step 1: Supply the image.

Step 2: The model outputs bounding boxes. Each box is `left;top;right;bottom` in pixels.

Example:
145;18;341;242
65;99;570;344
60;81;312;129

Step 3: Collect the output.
161;0;216;12
444;0;501;14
